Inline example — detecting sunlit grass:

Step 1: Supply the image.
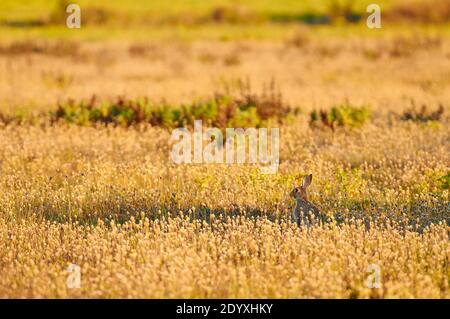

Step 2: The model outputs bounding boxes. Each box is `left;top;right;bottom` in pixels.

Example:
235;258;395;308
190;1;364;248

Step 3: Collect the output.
0;117;448;297
0;0;448;298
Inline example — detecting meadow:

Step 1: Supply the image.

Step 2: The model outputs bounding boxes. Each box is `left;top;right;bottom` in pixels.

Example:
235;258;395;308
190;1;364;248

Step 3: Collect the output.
0;0;448;298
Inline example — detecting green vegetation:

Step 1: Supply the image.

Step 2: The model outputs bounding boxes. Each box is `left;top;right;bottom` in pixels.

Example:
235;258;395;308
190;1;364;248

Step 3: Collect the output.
401;104;445;123
49;88;292;128
0;0;392;25
438;172;450;190
310;104;370;129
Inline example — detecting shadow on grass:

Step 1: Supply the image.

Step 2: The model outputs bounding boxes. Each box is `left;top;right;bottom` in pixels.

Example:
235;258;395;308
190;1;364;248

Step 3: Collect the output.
14;201;284;227
321;197;449;233
7;194;448;234
284;12;363;25
270;13;332;25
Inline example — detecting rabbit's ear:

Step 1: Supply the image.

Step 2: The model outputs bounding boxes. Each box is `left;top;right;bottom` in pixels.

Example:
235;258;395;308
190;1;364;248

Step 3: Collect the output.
301;174;313;189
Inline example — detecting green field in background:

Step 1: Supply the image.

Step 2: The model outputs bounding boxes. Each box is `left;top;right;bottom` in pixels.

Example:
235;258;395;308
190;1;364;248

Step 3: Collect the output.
0;0;394;22
0;0;448;41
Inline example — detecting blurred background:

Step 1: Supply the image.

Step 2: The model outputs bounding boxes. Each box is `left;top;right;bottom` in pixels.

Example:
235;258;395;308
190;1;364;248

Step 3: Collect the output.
0;0;448;116
1;0;449;39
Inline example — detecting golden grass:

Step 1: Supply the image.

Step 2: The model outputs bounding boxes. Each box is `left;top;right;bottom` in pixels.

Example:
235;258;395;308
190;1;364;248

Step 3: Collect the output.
0;215;448;298
0;30;448;298
0;118;448;298
1;34;449;114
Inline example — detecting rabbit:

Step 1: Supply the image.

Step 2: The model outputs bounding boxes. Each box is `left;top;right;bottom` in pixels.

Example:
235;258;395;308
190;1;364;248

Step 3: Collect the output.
290;174;323;227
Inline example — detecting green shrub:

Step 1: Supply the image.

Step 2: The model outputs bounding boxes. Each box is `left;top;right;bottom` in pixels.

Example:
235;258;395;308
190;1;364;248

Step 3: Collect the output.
227;107;262;128
149;105;177;128
401;104;444;123
53;96;154;126
51;91;293;129
310;104;370;130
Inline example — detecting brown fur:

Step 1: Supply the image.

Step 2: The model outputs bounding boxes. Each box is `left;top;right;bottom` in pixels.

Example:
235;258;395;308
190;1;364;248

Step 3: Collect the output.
291;174;323;227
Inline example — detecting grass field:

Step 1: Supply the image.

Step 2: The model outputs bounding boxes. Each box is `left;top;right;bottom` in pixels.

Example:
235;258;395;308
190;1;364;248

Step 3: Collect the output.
0;0;449;41
0;0;449;298
0;0;394;23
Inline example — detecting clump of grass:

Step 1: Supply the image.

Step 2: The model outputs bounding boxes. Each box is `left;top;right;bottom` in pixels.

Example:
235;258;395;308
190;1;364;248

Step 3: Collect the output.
0;40;79;57
0;112;14;126
223;53;241;66
51;84;293;129
207;5;259;24
437;172;450;190
287;28;311;48
0;109;37;126
52;96;153;127
401;104;444;123
310;104;370;130
229;79;292;121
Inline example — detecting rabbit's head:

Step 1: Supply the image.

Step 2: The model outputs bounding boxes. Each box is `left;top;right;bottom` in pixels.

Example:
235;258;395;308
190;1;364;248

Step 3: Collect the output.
290;174;313;201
